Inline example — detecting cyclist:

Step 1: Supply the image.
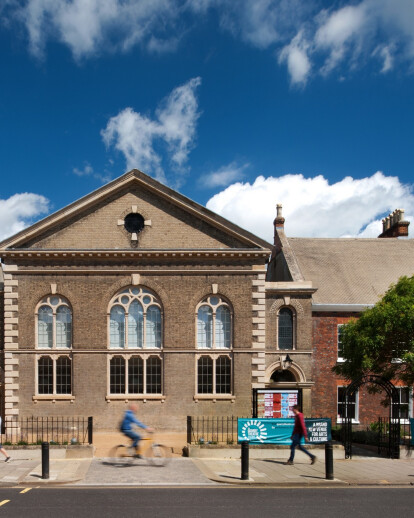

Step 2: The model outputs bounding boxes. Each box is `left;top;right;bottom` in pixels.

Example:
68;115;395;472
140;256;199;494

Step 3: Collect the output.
120;404;153;456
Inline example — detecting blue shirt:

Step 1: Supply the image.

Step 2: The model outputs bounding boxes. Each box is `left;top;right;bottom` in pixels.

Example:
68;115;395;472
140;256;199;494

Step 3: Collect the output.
120;410;147;432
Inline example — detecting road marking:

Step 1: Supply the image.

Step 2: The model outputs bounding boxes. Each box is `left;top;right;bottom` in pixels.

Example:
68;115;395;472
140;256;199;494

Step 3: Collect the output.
20;488;32;494
0;500;10;506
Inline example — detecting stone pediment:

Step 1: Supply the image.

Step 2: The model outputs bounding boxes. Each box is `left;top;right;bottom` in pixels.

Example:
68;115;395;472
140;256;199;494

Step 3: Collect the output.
0;169;271;252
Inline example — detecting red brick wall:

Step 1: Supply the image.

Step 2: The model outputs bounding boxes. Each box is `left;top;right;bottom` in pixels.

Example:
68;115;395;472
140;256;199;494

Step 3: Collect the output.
312;312;413;426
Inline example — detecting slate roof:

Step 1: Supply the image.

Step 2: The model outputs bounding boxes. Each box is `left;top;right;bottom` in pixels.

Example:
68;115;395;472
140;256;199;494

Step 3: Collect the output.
288;237;414;305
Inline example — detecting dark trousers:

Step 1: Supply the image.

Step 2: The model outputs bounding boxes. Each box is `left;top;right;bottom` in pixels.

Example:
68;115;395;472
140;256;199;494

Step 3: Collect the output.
289;433;314;462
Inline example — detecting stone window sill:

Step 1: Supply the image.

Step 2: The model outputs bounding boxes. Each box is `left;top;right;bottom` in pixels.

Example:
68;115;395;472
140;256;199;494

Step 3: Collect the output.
105;395;165;403
33;395;75;403
194;395;235;402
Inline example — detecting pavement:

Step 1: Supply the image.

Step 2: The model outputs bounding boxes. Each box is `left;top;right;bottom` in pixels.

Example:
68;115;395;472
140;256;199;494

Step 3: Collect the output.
0;448;413;487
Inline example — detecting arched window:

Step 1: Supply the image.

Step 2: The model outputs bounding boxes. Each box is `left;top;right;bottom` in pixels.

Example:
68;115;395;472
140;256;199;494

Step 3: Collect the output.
108;287;162;349
37;296;72;349
278;307;293;350
197;296;232;349
271;369;296;383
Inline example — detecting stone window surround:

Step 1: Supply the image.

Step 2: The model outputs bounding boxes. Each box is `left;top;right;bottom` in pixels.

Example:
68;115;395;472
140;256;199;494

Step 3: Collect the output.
276;305;297;351
33;353;74;402
35;295;72;350
107;285;163;350
193;352;235;402
265;359;309;385
105;353;165;402
195;294;233;350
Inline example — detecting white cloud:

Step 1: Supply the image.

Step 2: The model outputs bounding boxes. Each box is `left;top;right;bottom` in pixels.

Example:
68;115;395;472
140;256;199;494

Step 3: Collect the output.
101;77;201;184
373;44;394;73
189;0;311;48
314;4;369;74
13;0;177;59
0;192;50;241
73;163;112;183
315;5;368;49
212;0;414;83
73;163;94;177
198;161;248;188
206;171;414;241
5;0;414;81
279;31;311;85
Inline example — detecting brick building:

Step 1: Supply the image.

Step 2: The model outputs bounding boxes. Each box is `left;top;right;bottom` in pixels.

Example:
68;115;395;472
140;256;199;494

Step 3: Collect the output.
0;170;274;432
267;207;414;427
0;170;412;433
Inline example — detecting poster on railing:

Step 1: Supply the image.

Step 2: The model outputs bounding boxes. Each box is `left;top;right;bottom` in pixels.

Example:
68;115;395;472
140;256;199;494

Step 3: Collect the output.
256;389;298;418
237;418;331;445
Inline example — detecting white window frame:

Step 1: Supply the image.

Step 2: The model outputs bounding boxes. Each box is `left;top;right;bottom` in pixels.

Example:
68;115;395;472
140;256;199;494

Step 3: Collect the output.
337;386;359;424
33;353;74;401
337;324;345;362
35;295;72;350
194;353;234;401
196;295;232;350
393;387;413;424
107;286;163;350
106;353;165;400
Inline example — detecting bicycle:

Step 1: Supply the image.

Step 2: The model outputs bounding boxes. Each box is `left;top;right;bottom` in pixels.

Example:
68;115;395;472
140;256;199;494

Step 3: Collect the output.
111;432;171;467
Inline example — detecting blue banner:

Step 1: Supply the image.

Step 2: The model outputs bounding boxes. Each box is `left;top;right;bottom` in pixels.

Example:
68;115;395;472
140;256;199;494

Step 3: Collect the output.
410;418;414;446
238;418;331;445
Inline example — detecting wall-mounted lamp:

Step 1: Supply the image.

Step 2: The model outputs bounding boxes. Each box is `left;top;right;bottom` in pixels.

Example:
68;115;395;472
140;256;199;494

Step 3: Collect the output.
283;354;293;369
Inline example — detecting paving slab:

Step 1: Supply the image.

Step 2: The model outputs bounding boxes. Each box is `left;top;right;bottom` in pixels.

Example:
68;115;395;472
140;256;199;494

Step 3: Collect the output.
74;457;217;486
193;456;414;486
0;450;412;488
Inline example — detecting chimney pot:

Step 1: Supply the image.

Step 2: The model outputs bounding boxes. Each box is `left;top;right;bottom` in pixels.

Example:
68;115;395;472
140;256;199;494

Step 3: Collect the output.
276;204;283;218
378;208;410;238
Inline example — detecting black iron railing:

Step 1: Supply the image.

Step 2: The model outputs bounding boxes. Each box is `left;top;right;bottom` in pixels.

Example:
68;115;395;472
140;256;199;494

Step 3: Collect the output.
187;416;248;445
1;416;93;445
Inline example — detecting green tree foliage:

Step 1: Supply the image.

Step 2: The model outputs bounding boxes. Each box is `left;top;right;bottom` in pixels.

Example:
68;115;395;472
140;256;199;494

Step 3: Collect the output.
333;275;414;385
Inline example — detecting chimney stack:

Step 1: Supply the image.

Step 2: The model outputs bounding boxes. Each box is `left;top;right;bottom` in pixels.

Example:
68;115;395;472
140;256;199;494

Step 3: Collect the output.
378;209;410;238
273;203;285;249
274;204;285;230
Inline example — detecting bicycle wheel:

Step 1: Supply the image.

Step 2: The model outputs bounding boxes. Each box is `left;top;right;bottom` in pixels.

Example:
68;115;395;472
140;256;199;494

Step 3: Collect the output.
112;444;136;466
144;443;171;467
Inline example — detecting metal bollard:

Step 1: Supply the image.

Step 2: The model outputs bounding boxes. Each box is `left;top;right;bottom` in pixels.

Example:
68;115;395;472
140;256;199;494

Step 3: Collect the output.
42;442;50;480
325;441;334;480
241;441;249;480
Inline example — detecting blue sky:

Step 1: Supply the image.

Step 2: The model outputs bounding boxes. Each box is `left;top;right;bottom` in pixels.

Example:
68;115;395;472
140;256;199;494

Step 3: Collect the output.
0;0;413;243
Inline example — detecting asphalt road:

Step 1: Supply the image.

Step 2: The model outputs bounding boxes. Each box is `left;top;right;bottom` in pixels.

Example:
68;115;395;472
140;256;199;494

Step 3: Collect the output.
0;487;413;517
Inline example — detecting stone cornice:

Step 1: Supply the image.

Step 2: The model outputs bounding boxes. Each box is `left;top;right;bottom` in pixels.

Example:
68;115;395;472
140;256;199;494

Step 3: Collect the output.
265;281;317;295
0;249;269;259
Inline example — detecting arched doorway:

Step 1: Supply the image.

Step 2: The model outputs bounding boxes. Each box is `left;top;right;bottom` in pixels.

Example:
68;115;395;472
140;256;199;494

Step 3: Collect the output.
342;374;400;459
270;369;296;383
